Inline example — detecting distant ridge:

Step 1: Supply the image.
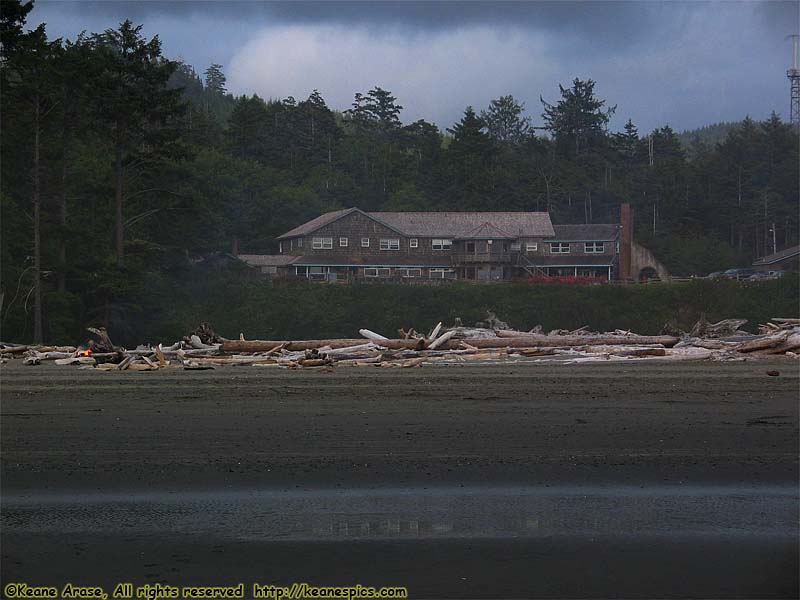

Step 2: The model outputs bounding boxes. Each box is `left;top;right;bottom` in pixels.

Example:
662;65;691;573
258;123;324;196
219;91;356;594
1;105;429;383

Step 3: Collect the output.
677;121;741;152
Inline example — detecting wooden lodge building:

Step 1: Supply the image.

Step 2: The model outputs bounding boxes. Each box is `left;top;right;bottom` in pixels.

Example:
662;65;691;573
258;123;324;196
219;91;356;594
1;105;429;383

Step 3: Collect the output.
239;205;644;282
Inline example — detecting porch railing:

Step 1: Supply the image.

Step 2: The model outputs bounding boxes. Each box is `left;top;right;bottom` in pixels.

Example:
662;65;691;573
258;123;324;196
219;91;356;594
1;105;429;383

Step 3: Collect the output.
451;252;514;264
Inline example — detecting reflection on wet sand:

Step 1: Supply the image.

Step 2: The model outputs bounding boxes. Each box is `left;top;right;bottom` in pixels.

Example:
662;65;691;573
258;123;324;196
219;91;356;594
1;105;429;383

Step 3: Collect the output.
311;514;539;538
2;486;795;542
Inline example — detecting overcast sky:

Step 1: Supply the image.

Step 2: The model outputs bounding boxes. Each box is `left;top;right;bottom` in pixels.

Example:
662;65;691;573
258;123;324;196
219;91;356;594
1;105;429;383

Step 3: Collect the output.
29;1;800;133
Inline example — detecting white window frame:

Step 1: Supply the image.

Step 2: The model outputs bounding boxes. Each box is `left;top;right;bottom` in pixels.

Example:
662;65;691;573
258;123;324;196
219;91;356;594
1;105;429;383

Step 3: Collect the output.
297;238;302;247
361;237;370;248
432;239;452;251
615;242;620;254
585;242;604;254
365;267;391;278
398;268;421;278
279;242;283;253
510;243;521;251
409;239;418;248
380;238;400;251
339;237;348;247
526;242;538;252
312;237;333;250
549;242;570;254
429;268;456;279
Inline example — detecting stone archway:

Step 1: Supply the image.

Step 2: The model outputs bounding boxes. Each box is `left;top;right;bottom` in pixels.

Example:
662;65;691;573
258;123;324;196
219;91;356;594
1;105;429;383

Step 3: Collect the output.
638;266;659;281
630;242;670;281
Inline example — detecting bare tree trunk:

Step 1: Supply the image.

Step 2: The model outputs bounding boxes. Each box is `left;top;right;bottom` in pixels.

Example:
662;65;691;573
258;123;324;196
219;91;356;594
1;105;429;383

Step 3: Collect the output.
33;96;43;343
588;190;592;222
115;144;124;268
545;178;550;211
58;119;70;294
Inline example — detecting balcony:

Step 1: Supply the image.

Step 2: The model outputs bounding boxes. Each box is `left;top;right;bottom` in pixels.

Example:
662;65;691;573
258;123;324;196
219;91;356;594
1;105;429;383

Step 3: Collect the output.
452;252;514;265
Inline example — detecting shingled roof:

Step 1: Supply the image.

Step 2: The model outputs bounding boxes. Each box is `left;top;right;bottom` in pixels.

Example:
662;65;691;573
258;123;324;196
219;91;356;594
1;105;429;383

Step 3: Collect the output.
452;221;515;240
373;211;553;237
551;224;620;241
277;209;354;239
278;208;554;239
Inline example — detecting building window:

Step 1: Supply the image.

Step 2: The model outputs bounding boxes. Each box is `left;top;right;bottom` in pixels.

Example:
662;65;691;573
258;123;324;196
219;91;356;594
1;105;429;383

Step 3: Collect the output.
430;268;456;279
510;242;521;251
526;242;538;252
297;238;302;247
261;266;277;274
380;238;400;250
549;242;570;254
295;265;327;279
365;267;391;278
585;242;604;253
361;237;370;248
615;242;620;254
410;239;418;248
312;237;333;250
339;237;348;247
398;268;421;278
309;266;328;280
432;239;452;250
279;242;283;254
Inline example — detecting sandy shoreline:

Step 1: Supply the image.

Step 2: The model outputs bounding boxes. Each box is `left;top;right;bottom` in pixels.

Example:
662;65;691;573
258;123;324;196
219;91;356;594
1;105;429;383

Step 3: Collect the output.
2;361;798;491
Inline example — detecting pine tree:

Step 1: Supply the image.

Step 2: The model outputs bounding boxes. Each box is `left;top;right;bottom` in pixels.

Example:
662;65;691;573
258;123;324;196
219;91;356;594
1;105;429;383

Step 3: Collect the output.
225;95;270;161
446;107;494;209
1;18;61;342
613;119;641;163
541;78;616;161
89;20;186;267
0;0;34;59
448;107;491;157
481;95;532;145
204;63;226;95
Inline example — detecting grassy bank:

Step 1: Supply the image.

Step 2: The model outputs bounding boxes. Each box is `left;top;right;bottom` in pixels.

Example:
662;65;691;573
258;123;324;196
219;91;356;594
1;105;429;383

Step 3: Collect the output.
140;275;798;345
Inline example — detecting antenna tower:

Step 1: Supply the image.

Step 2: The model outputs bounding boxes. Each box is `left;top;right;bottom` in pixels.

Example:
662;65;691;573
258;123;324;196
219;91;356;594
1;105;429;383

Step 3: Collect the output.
788;35;800;125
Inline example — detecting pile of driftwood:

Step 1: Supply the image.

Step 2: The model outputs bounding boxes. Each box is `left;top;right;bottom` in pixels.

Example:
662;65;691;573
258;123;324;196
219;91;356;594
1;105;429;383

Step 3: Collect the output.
2;318;799;371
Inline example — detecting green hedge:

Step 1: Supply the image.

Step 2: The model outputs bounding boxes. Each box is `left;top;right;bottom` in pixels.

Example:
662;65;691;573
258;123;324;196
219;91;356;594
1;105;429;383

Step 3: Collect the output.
132;275;799;345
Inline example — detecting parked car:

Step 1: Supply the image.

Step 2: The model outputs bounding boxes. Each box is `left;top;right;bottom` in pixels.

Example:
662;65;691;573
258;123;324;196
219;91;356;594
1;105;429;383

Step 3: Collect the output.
722;268;757;280
706;271;724;279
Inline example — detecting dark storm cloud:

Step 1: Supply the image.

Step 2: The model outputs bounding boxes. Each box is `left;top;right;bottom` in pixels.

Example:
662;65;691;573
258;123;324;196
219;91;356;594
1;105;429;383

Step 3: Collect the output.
33;1;671;47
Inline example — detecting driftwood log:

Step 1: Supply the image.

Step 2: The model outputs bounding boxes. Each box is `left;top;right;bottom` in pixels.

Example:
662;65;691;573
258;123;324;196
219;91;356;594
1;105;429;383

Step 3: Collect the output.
223;334;681;353
224;339;379;352
493;330;681;347
749;333;800;355
736;331;791;353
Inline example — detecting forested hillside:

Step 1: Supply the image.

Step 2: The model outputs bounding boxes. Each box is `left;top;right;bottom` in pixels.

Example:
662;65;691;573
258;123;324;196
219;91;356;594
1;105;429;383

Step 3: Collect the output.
677;121;742;156
1;2;798;343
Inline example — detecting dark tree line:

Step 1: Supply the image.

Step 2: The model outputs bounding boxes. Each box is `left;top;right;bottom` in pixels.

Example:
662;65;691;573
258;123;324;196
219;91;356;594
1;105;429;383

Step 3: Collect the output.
1;1;798;343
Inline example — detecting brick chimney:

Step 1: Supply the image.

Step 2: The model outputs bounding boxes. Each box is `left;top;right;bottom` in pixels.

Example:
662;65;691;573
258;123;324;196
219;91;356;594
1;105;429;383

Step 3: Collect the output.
619;203;633;280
